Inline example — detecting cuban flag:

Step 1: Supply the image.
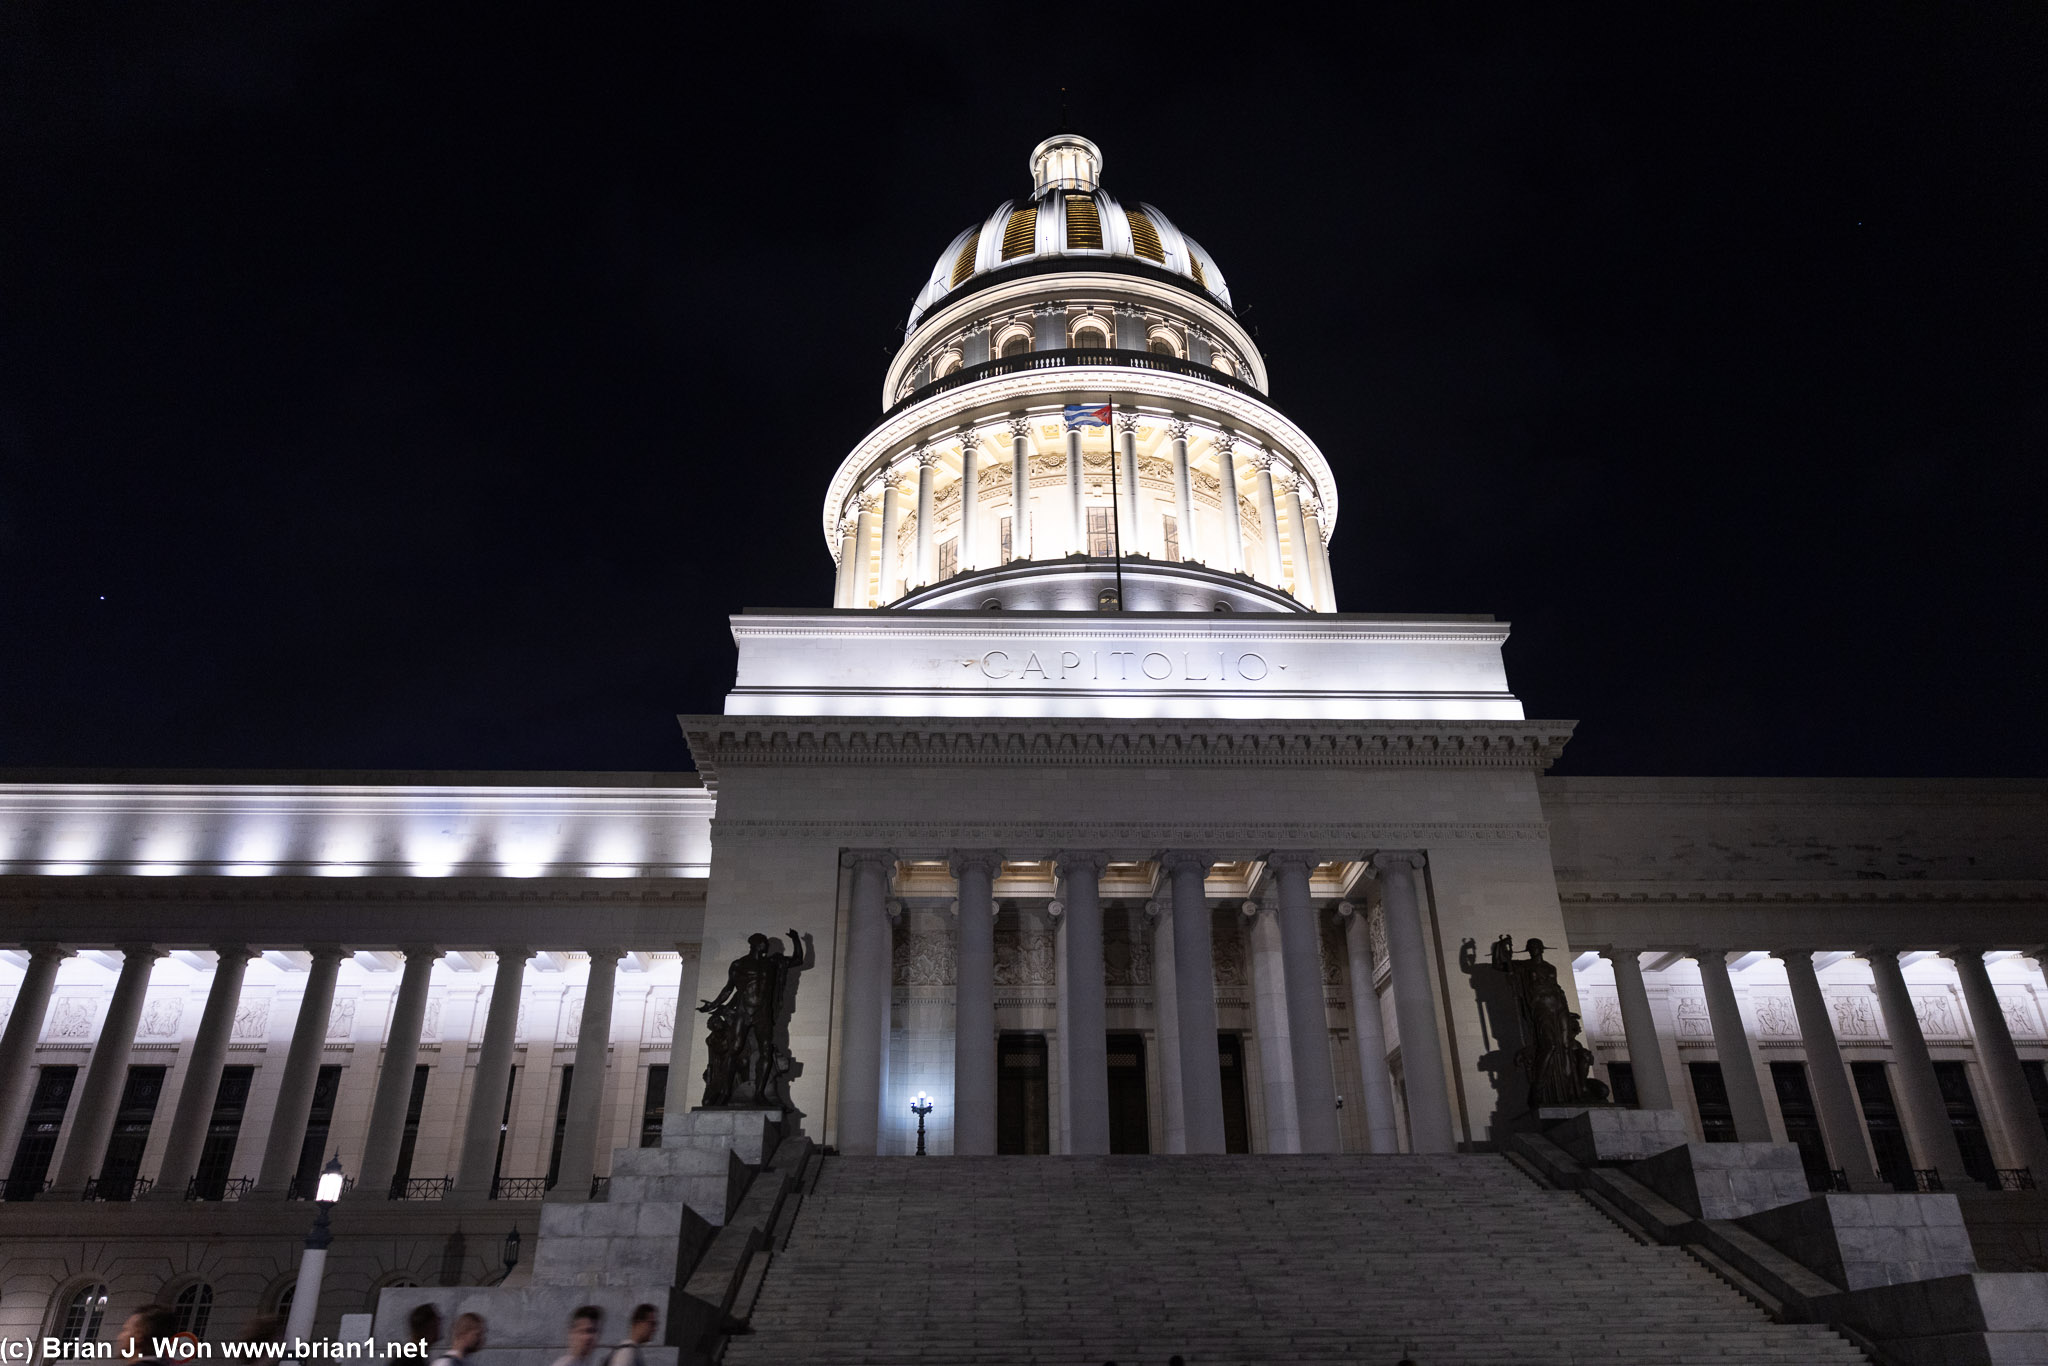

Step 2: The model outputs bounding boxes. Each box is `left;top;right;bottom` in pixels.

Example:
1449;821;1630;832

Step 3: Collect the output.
1063;402;1112;429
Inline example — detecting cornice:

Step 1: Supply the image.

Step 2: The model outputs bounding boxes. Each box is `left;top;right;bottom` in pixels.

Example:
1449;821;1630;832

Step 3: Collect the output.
1557;880;2048;906
824;367;1337;552
0;875;706;903
679;716;1575;789
726;612;1508;647
709;818;1550;845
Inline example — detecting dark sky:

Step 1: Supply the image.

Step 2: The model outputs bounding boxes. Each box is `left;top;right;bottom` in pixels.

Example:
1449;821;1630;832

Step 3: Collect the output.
3;6;2043;777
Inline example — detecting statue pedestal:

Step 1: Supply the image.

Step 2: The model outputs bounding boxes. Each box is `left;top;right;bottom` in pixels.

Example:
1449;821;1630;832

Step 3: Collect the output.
1538;1105;1691;1164
678;1106;785;1166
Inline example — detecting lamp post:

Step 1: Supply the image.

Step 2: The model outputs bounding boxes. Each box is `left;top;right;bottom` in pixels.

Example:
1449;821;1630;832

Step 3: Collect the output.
283;1154;345;1349
492;1226;522;1285
911;1091;934;1157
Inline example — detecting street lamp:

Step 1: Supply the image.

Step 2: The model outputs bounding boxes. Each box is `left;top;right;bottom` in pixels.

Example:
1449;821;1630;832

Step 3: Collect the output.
490;1226;522;1285
283;1154;344;1349
910;1091;934;1157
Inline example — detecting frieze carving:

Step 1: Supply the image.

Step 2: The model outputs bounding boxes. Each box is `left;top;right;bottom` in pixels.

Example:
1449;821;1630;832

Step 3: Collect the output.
139;995;184;1039
0;991;13;1033
893;913;954;987
1832;993;1879;1038
1674;996;1712;1039
1593;993;1624;1040
648;993;677;1041
1913;994;1961;1038
1212;913;1247;989
419;998;441;1042
993;914;1055;987
2000;990;2043;1038
46;997;96;1041
327;997;357;1041
233;998;270;1041
561;991;585;1043
1318;919;1344;988
1752;995;1797;1038
1103;909;1153;987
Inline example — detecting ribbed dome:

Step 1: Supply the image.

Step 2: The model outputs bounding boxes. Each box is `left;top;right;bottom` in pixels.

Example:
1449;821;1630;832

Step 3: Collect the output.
907;135;1233;329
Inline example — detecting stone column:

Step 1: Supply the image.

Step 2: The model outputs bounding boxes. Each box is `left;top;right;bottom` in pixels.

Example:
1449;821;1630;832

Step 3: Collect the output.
548;949;620;1200
951;853;999;1156
254;945;345;1196
452;946;530;1199
838;852;894;1156
958;430;981;572
913;449;939;587
1145;900;1186;1153
1164;853;1226;1153
1245;901;1298;1153
1271;857;1341;1153
1301;495;1337;611
659;944;703;1141
1168;420;1196;563
50;943;163;1195
149;944;257;1200
1948;948;2048;1177
1372;852;1455;1153
849;493;880;608
1117;414;1144;559
878;475;905;602
1279;475;1318;608
1057;853;1111;1154
1864;949;1971;1185
833;515;860;608
355;946;442;1199
1213;433;1246;573
0;943;70;1177
1250;453;1285;585
1336;903;1400;1153
1065;425;1085;556
1775;950;1884;1189
1008;417;1032;562
1602;947;1674;1110
1692;949;1772;1142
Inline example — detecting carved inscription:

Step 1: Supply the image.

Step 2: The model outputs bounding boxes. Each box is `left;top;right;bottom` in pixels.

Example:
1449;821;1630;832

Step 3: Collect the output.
974;648;1273;683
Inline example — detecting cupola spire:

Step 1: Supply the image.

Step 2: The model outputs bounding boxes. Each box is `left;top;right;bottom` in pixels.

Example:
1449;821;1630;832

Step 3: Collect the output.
1030;133;1102;200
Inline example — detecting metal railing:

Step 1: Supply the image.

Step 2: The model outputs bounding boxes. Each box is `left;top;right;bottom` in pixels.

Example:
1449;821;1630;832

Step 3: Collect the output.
884;347;1265;421
391;1176;454;1201
81;1175;152;1201
1911;1168;1944;1193
186;1175;256;1202
491;1176;547;1201
1992;1167;2036;1191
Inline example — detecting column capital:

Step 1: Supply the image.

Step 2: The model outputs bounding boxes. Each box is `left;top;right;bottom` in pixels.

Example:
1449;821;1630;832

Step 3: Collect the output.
840;849;897;873
303;942;346;963
397;943;444;962
884;899;905;925
1115;411;1142;434
957;426;983;451
1007;415;1034;439
491;945;534;965
1262;852;1321;876
1143;898;1166;922
948;850;1002;879
1248;450;1275;472
22;942;75;963
1334;899;1361;920
916;449;942;470
1239;899;1264;920
1054;851;1108;878
1165;417;1192;441
1045;899;1064;920
1940;947;1992;964
211;942;261;963
1211;430;1237;455
1368;850;1425;873
115;942;169;961
1158;850;1215;876
1599;945;1646;958
582;945;625;965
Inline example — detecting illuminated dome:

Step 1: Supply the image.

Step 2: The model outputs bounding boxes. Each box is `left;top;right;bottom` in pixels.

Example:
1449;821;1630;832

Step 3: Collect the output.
906;134;1233;329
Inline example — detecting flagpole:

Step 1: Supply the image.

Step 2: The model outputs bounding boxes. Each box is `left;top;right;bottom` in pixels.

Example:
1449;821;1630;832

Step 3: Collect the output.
1108;396;1125;611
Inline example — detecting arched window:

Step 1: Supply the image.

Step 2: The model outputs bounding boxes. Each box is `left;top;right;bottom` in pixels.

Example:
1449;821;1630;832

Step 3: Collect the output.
174;1283;214;1339
59;1284;109;1343
1211;354;1237;377
1073;326;1106;351
1148;338;1174;356
272;1283;295;1319
1000;335;1031;358
933;352;961;378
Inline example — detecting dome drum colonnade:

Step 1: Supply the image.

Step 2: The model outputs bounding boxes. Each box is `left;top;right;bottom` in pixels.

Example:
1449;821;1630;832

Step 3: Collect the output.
823;135;1339;616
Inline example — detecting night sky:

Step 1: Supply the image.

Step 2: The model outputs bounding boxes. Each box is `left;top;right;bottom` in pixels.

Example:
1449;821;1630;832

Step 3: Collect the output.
3;7;2043;778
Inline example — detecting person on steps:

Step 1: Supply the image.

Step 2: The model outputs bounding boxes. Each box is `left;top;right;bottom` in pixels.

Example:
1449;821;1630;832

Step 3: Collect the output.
607;1304;659;1366
552;1306;605;1366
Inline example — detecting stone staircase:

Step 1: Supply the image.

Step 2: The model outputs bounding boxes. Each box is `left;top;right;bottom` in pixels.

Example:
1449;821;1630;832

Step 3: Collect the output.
727;1154;1871;1366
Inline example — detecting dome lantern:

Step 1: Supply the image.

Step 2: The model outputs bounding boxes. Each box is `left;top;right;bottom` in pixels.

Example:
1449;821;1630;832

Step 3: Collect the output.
1030;134;1102;199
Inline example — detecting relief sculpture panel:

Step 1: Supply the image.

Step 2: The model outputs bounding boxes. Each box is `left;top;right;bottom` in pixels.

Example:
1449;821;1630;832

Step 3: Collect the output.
993;911;1055;987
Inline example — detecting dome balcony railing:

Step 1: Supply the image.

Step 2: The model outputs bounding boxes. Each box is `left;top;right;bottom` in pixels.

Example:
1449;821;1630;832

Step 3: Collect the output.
886;347;1263;421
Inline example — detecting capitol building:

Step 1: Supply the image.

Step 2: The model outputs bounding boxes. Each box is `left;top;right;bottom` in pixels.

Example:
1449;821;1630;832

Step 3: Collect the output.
1;136;2043;1365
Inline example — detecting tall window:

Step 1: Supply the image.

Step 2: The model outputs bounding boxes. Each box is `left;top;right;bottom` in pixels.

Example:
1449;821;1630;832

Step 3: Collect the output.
6;1065;77;1200
999;516;1014;564
1687;1062;1738;1142
97;1065;167;1198
1852;1061;1916;1190
1072;326;1106;350
1086;506;1116;557
60;1285;109;1343
937;537;957;580
490;1065;518;1188
1769;1062;1835;1190
291;1065;344;1198
1606;1061;1638;1108
1161;514;1180;563
389;1065;432;1193
545;1065;574;1189
173;1283;214;1338
640;1065;668;1148
1931;1060;1999;1186
192;1065;253;1200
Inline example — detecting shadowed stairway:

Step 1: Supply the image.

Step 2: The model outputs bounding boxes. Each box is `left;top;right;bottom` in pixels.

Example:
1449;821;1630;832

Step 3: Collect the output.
724;1153;1870;1366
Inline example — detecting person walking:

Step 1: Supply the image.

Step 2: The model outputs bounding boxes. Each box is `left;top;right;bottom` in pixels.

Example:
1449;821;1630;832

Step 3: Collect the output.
606;1305;658;1366
551;1307;605;1366
431;1313;486;1366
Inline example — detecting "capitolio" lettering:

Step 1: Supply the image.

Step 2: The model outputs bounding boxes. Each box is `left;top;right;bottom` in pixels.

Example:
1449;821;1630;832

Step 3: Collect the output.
976;649;1271;683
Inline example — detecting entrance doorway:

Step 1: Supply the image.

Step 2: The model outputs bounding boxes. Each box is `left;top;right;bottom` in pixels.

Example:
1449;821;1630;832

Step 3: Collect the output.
1106;1032;1149;1154
997;1032;1049;1154
1218;1033;1251;1154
